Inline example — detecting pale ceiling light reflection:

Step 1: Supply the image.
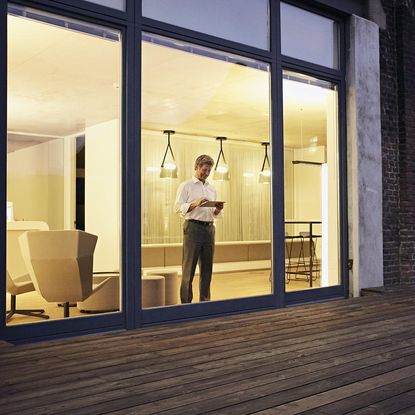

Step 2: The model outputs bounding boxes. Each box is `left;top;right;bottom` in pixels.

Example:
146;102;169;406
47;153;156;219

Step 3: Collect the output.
283;79;329;107
146;166;159;172
243;172;254;178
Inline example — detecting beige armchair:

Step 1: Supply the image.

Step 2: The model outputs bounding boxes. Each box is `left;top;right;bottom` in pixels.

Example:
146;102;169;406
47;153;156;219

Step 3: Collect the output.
77;273;120;313
6;271;49;322
6;221;50;322
19;230;98;318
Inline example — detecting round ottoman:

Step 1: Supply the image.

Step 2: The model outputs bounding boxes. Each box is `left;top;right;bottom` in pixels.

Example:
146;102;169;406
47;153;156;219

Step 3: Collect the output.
142;275;165;308
146;271;179;305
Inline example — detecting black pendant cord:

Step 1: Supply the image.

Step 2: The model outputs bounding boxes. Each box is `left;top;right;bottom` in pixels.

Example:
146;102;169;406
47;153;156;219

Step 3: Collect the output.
215;137;227;169
261;142;270;171
161;130;175;167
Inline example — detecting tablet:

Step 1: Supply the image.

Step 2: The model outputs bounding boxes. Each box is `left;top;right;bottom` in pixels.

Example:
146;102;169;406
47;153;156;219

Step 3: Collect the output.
200;201;225;207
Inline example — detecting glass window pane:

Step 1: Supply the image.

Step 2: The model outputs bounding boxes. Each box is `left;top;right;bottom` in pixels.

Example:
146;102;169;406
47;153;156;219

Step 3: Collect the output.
81;0;125;11
281;2;339;69
6;6;122;325
141;33;272;308
283;70;340;291
142;0;269;50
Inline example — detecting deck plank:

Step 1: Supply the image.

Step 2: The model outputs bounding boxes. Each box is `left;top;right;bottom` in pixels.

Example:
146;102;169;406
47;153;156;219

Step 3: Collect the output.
2;290;415;414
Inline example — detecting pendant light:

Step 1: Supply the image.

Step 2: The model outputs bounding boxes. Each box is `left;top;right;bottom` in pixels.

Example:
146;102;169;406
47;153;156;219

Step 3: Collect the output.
259;142;271;184
213;137;229;181
160;130;178;178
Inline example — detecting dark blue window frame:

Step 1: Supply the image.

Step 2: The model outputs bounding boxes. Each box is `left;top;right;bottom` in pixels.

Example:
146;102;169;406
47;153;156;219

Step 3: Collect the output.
0;0;349;343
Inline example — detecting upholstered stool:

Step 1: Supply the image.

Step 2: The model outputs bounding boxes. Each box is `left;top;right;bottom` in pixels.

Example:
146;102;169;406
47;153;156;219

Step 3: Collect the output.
142;275;165;308
146;271;179;305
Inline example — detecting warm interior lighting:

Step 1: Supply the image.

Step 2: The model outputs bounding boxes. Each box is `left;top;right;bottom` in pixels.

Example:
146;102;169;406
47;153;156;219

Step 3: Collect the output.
160;130;178;178
321;163;328;286
259;142;271;184
213;137;229;181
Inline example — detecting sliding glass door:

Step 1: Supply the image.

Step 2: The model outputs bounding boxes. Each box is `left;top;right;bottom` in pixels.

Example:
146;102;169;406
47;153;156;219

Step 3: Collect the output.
283;70;340;292
140;33;274;310
6;5;122;326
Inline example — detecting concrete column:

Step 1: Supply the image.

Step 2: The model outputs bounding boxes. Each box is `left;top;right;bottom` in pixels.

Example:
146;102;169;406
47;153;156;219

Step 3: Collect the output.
347;15;383;296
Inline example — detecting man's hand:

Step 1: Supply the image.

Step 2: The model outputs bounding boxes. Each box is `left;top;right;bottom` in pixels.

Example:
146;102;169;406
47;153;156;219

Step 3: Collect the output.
214;202;224;216
196;197;209;207
214;202;224;211
189;197;208;212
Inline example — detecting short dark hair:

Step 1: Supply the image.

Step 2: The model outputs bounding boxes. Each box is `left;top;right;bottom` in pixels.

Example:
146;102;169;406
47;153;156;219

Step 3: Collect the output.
194;155;214;169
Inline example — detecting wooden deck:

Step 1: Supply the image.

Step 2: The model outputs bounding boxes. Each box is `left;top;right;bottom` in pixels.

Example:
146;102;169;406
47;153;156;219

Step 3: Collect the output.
2;290;415;414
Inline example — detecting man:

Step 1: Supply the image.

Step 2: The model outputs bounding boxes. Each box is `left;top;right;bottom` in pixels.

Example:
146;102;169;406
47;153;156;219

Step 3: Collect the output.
175;155;224;303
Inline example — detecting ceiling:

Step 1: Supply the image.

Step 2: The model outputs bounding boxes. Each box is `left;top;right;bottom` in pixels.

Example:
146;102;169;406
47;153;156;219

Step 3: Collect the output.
7;15;121;151
142;41;271;143
7;14;335;152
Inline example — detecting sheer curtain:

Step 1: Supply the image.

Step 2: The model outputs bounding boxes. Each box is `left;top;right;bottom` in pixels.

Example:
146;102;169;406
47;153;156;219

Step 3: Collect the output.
141;132;271;244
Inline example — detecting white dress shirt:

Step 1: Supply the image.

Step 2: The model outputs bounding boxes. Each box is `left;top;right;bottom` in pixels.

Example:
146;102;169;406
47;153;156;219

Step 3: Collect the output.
175;176;224;222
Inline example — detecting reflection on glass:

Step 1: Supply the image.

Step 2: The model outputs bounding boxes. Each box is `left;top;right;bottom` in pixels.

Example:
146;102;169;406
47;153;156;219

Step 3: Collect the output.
281;2;339;69
283;70;340;291
6;7;122;325
141;33;272;308
142;0;269;49
84;0;125;11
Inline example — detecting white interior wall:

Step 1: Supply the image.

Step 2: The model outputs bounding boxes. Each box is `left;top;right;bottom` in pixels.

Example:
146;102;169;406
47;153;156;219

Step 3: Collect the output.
85;119;120;272
284;148;294;232
46;139;65;230
293;162;321;224
63;136;76;230
7;140;64;229
293;146;323;231
325;89;340;286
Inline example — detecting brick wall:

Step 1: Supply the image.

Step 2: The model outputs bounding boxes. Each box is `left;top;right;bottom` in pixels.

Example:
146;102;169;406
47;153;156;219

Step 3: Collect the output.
380;0;400;285
396;0;415;284
380;0;415;285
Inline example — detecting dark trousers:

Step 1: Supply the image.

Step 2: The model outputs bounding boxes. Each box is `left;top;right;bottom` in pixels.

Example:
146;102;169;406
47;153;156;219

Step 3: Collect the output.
181;220;215;303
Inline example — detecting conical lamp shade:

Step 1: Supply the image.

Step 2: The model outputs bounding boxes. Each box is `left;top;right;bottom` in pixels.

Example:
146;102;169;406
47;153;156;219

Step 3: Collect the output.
259;169;271;183
160;164;178;178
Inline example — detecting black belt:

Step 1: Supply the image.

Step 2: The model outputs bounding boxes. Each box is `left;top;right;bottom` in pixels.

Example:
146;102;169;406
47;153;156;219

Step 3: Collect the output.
188;219;213;226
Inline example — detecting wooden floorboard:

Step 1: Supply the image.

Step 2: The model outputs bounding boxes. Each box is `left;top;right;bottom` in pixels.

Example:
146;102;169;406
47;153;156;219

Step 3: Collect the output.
2;290;415;414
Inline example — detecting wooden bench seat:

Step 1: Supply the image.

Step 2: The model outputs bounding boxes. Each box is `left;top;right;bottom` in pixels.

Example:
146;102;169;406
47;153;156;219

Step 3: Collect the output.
142;241;272;276
143;259;272;277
